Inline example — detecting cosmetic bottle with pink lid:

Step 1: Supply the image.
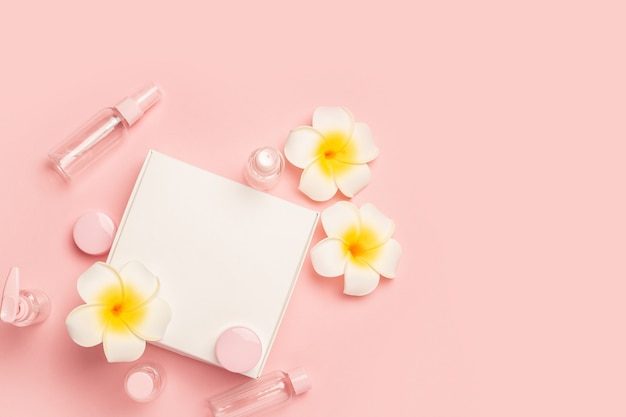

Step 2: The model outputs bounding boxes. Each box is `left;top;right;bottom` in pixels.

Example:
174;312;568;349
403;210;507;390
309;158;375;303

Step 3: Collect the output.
48;84;161;180
208;368;311;417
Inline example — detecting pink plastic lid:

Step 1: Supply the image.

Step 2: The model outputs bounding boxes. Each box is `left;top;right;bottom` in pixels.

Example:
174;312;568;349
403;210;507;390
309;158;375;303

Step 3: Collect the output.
73;211;116;255
115;83;162;126
215;326;263;373
287;368;312;395
126;370;155;401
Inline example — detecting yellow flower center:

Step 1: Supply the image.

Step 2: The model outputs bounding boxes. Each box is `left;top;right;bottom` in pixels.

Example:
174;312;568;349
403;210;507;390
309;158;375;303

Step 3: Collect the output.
317;131;358;177
342;224;381;260
97;284;147;333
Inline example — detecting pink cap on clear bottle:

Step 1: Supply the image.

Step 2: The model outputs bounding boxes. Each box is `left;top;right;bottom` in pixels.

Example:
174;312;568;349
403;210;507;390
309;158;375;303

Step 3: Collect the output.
115;84;162;126
287;368;312;395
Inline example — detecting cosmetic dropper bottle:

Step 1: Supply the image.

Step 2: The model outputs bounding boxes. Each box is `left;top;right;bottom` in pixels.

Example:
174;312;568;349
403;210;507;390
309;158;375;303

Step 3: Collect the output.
244;146;285;190
208;368;311;417
48;84;161;180
1;267;50;327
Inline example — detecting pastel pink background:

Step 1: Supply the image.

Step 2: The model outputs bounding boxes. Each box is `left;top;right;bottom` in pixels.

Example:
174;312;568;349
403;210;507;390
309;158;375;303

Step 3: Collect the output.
1;1;625;416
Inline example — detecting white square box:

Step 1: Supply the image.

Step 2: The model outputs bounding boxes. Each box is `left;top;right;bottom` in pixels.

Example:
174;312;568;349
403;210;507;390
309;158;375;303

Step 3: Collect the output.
107;150;318;378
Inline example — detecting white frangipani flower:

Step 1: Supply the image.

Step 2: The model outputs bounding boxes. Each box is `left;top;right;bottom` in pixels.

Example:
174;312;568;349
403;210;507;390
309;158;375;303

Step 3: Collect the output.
66;262;172;362
310;202;401;296
284;106;379;201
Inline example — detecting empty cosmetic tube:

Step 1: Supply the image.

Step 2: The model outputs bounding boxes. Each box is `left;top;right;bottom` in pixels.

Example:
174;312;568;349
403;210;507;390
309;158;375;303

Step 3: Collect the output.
244;146;285;190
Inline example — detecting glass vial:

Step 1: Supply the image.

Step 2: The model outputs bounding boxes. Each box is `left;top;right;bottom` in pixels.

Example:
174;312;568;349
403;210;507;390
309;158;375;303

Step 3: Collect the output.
1;267;50;327
124;363;166;402
208;368;311;417
48;84;161;180
244;146;285;190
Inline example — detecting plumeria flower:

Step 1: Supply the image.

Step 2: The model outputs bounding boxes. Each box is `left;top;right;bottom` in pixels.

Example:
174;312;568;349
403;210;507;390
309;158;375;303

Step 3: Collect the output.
66;261;172;362
310;201;402;296
284;106;379;201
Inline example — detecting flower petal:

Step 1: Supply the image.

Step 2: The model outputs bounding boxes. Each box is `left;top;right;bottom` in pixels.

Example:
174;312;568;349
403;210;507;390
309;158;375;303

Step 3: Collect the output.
310;238;349;277
65;304;107;347
298;159;339;201
284;127;325;169
125;297;172;341
119;261;159;309
312;106;354;139
334;122;379;164
103;324;147;362
332;161;371;198
321;201;360;239
359;203;395;246
343;258;381;296
360;238;402;278
77;262;122;304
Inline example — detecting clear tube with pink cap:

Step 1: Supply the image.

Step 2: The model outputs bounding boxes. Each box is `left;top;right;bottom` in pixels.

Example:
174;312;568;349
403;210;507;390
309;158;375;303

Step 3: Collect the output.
48;84;161;180
208;368;311;417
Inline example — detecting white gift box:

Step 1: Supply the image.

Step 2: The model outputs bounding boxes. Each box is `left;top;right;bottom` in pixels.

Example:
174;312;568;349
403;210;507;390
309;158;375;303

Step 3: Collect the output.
107;150;318;378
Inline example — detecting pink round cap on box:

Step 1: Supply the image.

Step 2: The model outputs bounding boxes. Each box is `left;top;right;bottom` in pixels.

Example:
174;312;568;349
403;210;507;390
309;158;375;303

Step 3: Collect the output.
73;211;116;255
287;368;312;395
215;326;262;373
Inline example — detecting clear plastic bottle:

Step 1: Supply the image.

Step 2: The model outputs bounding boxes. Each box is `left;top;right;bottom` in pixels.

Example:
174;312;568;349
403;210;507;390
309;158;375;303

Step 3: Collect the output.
48;84;161;180
1;267;50;327
124;363;166;402
244;146;285;190
208;369;311;417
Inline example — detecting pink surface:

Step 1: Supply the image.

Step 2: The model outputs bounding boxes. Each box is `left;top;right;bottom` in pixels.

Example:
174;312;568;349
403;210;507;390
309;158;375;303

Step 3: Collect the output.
0;1;625;416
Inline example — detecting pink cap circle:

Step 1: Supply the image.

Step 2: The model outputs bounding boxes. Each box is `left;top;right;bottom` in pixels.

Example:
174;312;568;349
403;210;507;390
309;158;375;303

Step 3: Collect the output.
125;370;155;402
287;368;312;395
215;326;262;373
73;211;116;255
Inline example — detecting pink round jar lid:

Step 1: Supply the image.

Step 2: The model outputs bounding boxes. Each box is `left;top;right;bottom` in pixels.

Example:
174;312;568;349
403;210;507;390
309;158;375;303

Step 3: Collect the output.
215;326;262;373
73;211;116;255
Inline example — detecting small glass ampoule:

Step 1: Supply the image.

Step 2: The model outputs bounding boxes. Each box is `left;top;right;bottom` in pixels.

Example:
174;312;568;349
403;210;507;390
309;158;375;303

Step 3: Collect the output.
244;146;285;190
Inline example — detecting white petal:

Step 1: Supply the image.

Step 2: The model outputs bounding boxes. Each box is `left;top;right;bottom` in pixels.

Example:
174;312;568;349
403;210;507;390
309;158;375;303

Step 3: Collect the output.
284;127;325;169
343;258;381;296
361;239;402;278
359;203;395;245
332;161;372;198
321;201;360;239
312;106;354;138
310;238;348;277
77;262;122;304
298;159;338;201
335;122;379;164
125;298;172;341
65;304;106;347
119;261;159;308
103;325;146;362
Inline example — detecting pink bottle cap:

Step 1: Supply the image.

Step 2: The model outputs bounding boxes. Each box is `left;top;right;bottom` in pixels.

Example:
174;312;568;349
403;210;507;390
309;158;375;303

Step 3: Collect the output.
73;211;116;255
253;148;282;174
215;326;263;373
126;370;155;401
115;83;162;126
287;368;312;395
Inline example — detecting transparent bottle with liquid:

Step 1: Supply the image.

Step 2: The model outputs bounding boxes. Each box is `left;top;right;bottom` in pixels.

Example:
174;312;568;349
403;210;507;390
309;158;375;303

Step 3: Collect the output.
48;84;161;180
208;369;311;417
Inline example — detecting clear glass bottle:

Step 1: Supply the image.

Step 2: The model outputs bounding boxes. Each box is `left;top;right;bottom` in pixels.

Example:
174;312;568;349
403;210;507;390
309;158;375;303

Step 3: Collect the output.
48;83;161;180
0;267;50;327
208;368;311;417
124;363;166;402
244;146;285;190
